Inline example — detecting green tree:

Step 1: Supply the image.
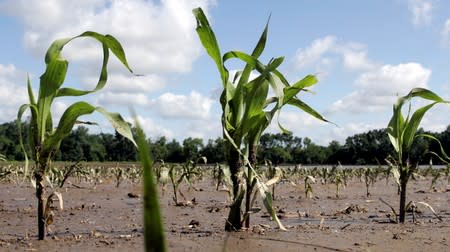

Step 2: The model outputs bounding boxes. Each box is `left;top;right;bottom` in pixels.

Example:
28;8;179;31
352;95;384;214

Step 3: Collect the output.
201;137;226;163
148;136;169;161
182;137;204;161
166;139;183;163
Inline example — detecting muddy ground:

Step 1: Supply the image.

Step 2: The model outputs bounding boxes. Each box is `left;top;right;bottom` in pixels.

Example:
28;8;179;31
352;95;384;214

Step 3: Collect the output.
0;173;448;251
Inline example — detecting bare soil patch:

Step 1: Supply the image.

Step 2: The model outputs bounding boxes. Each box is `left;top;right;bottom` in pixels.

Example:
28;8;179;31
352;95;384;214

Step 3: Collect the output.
0;176;448;251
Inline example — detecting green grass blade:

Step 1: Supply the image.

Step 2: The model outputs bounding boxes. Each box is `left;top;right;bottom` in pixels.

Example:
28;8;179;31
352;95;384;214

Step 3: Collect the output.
132;110;167;252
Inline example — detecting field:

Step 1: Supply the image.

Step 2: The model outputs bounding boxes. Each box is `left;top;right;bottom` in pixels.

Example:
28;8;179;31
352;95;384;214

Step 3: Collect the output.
0;163;449;252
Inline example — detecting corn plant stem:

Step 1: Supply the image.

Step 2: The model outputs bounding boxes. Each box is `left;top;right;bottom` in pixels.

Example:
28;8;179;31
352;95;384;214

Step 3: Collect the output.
399;173;408;223
229;148;241;198
245;145;258;228
35;169;46;240
245;166;252;228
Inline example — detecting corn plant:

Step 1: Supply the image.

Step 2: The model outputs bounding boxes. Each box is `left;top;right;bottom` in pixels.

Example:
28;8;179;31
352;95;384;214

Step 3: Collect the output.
387;88;448;223
166;158;205;206
194;7;327;231
17;31;136;240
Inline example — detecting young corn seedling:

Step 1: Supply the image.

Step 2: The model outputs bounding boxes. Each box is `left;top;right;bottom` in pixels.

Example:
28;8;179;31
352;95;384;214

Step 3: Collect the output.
364;167;377;197
304;175;315;199
265;160;283;199
167;158;204;206
386;88;449;223
193;7;328;231
17;32;136;240
334;170;343;199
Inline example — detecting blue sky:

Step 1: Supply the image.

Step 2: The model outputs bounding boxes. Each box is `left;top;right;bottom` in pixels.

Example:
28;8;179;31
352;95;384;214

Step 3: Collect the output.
1;0;450;146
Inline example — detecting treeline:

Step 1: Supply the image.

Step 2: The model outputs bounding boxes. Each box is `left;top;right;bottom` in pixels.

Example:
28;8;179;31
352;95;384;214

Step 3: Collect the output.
1;120;449;165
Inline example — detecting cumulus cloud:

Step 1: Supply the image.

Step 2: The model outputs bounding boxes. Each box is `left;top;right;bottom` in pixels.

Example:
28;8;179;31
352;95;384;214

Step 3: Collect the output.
0;0;214;73
329;63;431;114
0;64;29;122
441;19;450;47
97;92;150;106
337;43;376;71
293;36;376;72
150;91;214;120
329;122;385;144
185;118;221;140
0;0;215;108
82;73;166;94
407;0;433;26
294;36;336;69
127;115;174;139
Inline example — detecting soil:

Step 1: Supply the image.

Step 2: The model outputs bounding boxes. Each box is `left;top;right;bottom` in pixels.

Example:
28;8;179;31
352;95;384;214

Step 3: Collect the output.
0;173;449;252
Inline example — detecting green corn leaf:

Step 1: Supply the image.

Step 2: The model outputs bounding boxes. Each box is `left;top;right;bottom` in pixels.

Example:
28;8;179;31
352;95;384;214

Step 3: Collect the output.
223;51;266;73
417;133;450;163
236;16;269;88
192;8;228;86
286;98;329;122
283;75;318;103
244;78;269;117
43;102;136;154
407;87;445;102
56;32;134;97
27;75;36;105
95;107;136;146
79;32;132;72
266;57;284;72
402;102;438;151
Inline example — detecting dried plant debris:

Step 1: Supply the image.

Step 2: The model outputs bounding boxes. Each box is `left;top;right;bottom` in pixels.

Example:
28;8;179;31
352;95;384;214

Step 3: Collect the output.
335;204;368;215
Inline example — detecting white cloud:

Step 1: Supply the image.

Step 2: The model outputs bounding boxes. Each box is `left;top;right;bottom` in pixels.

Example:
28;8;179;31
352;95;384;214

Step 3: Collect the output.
51;101;69;123
128;115;174;139
330;122;384;144
407;0;433;26
293;36;375;72
97;92;150;106
0;0;215;114
0;64;29;122
150;91;214;120
294;36;336;69
0;0;214;73
266;110;328;138
441;19;450;47
338;43;376;71
185;119;221;140
82;73;166;94
329;63;431;114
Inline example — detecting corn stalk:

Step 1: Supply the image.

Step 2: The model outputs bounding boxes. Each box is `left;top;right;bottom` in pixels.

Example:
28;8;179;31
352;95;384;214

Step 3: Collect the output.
17;31;136;240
